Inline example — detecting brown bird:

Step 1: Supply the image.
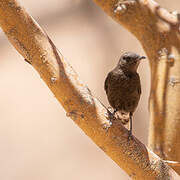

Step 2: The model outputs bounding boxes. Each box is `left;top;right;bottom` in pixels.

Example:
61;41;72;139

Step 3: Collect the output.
104;52;145;138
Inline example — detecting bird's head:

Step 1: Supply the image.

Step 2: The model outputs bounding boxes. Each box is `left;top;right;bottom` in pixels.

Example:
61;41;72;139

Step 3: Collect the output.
118;52;146;72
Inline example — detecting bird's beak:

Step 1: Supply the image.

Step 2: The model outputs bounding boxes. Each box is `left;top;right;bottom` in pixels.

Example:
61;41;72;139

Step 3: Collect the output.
139;56;146;60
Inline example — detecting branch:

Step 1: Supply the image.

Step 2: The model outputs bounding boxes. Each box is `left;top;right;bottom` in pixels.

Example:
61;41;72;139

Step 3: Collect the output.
0;0;179;179
91;0;180;174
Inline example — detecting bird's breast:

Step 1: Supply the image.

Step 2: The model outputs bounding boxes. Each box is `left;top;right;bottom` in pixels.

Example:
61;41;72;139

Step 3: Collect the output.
107;72;141;112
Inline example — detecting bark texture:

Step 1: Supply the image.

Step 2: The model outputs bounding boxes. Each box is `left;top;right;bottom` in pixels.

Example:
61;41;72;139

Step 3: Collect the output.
0;0;179;179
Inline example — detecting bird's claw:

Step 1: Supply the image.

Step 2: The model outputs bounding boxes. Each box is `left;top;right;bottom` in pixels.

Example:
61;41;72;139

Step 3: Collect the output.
107;107;116;122
128;130;133;141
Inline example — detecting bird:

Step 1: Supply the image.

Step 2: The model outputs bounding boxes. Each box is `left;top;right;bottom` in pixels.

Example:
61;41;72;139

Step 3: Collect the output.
104;52;146;139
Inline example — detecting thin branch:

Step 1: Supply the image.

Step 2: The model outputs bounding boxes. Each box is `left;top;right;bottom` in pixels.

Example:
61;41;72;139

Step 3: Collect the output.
0;0;179;179
165;161;180;167
91;0;180;174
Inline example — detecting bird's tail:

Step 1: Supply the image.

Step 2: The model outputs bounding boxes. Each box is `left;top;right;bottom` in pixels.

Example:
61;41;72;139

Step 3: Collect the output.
116;111;130;125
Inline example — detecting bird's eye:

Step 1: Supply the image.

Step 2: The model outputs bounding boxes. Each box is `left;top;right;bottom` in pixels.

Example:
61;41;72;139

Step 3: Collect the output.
124;57;130;61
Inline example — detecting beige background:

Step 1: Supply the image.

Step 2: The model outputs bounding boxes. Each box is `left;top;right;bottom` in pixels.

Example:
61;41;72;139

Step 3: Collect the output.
0;0;179;179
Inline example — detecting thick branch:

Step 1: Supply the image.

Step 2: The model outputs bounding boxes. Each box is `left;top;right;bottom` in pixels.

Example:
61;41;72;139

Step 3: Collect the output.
92;0;180;174
0;0;179;179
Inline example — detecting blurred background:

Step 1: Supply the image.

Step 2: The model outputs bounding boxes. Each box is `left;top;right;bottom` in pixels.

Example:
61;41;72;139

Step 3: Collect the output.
0;0;179;179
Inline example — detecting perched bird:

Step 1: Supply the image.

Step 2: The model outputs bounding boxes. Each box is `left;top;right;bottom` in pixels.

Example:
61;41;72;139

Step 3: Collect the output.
104;52;145;138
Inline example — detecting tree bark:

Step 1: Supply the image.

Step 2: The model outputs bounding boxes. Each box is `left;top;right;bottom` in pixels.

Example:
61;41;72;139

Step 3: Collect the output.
91;0;180;175
0;0;179;179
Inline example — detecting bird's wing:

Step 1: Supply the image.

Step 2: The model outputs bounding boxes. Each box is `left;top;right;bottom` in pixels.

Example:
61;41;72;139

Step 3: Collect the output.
137;75;141;95
104;73;110;92
138;85;141;95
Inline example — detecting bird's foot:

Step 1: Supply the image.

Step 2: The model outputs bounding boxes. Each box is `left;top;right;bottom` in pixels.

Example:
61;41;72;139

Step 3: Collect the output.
128;130;133;141
107;107;117;122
